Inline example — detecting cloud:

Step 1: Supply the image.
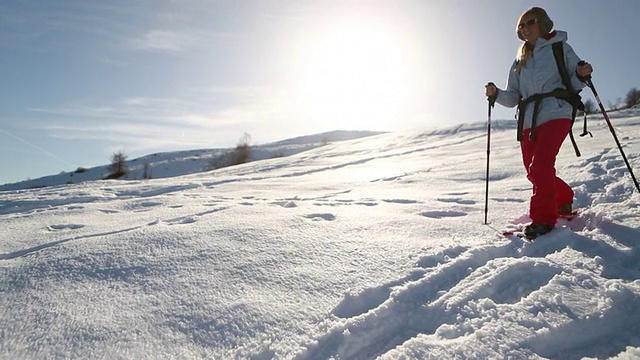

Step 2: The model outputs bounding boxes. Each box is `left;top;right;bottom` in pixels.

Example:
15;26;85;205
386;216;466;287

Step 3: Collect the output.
31;97;201;124
128;28;240;54
24;92;277;152
129;30;194;52
22;79;323;157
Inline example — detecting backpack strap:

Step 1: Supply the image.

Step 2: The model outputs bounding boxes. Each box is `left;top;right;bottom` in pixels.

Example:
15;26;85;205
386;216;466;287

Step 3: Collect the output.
518;89;577;141
553;42;575;93
552;42;588;157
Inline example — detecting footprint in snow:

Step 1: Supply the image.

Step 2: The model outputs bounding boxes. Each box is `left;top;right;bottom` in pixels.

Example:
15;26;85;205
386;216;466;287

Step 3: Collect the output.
165;217;198;225
303;213;336;221
444;191;469;196
98;209;119;214
140;201;163;207
354;201;377;207
420;210;467;219
383;174;408;181
47;224;85;231
437;198;476;205
382;199;419;204
491;197;527;203
271;201;297;208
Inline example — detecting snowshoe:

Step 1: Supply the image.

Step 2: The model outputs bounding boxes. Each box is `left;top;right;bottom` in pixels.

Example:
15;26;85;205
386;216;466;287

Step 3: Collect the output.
523;223;554;240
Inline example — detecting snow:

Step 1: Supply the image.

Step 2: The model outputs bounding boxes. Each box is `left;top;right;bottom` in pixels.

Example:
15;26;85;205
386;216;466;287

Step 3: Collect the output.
2;109;640;359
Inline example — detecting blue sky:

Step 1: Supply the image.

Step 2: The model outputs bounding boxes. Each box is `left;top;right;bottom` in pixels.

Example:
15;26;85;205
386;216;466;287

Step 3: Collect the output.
1;0;639;185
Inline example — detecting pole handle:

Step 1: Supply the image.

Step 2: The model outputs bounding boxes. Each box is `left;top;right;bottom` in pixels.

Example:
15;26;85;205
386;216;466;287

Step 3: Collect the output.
577;61;598;95
486;82;497;108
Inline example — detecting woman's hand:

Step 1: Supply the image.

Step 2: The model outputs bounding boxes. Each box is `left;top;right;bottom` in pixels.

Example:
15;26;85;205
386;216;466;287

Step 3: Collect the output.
485;82;498;100
577;62;593;78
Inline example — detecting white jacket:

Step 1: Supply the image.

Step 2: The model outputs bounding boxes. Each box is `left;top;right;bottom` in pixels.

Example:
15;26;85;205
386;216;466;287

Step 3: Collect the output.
496;30;586;129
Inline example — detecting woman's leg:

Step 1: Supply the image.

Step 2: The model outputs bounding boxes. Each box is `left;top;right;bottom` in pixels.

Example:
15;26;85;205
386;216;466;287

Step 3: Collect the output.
555;177;574;211
522;119;572;225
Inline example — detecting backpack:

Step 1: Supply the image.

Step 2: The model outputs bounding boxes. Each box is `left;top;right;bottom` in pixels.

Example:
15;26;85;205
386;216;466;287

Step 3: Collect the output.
516;41;591;157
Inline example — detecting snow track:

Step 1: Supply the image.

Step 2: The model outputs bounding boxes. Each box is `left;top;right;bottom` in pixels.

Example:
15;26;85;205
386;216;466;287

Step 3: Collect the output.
297;229;640;360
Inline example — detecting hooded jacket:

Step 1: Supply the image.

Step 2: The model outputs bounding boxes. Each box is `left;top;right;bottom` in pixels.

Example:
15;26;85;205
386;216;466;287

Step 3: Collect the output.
496;30;586;130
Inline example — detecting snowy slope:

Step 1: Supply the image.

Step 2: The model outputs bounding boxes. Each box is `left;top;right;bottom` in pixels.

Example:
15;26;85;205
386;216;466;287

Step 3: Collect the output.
1;109;640;359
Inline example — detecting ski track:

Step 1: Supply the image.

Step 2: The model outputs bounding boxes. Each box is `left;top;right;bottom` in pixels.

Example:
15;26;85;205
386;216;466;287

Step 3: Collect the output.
295;212;640;360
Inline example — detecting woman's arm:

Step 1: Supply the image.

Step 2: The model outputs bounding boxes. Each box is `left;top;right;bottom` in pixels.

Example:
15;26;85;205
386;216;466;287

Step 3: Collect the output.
495;61;522;108
564;42;590;90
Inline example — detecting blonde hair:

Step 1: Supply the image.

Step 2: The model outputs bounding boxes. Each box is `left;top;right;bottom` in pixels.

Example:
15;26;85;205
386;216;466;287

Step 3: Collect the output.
515;7;554;73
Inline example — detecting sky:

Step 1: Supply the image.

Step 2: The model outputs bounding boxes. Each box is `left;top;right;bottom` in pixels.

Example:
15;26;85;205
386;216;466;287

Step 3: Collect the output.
1;0;640;185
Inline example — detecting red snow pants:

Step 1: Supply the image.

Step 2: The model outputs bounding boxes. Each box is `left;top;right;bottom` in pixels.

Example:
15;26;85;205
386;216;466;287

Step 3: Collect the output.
520;119;574;225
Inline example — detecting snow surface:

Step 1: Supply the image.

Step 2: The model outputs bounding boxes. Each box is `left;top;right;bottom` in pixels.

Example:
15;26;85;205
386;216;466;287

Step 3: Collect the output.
2;109;640;359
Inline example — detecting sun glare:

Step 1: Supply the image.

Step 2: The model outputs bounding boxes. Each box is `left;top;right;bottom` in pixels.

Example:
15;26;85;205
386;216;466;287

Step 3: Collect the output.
293;7;422;131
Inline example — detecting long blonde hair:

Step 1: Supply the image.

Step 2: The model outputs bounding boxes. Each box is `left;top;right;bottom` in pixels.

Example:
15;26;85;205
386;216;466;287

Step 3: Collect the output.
515;7;554;73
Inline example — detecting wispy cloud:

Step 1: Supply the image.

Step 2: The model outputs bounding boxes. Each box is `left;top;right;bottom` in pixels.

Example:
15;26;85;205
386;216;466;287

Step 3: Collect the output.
24;91;281;153
31;97;203;124
128;30;194;52
125;3;242;53
127;27;239;54
36;115;243;155
0;3;139;50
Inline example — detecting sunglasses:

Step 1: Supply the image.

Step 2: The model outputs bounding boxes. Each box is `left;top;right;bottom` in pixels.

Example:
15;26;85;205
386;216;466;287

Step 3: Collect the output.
518;18;538;30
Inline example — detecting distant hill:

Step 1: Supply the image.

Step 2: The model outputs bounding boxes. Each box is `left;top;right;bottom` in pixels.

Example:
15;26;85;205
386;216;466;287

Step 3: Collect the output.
0;130;382;191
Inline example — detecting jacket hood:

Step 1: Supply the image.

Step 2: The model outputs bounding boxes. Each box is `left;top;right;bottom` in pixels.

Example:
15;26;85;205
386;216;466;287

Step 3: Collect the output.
534;30;568;48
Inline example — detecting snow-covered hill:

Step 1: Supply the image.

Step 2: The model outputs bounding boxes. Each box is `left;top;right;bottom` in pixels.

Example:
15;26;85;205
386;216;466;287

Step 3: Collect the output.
0;130;381;191
1;110;640;359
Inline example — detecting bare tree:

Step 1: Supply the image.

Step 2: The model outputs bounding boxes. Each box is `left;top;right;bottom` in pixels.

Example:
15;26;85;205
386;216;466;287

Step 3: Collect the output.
228;133;252;166
143;163;151;179
107;151;128;179
206;133;253;171
583;99;596;114
624;88;640;108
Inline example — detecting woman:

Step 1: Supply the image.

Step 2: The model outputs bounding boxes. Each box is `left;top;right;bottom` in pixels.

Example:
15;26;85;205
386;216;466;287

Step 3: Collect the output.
485;7;593;239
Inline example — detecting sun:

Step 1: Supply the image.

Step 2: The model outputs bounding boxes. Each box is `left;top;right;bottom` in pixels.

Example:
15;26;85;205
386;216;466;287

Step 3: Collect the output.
292;8;421;131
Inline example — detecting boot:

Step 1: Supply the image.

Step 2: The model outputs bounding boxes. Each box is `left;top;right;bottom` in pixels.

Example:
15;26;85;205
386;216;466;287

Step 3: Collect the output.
558;203;573;216
523;223;554;240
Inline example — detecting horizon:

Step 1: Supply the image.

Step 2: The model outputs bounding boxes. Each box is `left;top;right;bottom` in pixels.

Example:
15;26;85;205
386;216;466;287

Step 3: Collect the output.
2;0;640;185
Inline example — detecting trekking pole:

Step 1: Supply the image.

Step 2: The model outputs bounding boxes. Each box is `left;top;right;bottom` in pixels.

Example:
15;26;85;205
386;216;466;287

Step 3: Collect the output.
582;70;640;194
484;84;496;224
